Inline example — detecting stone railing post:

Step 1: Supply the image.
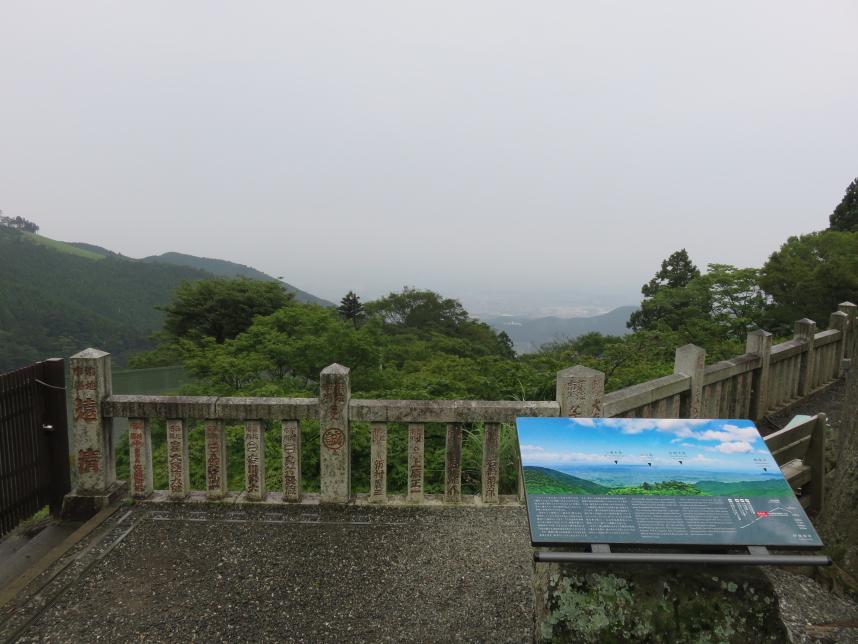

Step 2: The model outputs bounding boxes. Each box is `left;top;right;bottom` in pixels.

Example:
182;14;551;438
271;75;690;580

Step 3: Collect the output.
745;330;772;420
556;366;605;417
674;344;705;418
829;311;849;378
319;363;351;503
838;301;857;359
808;413;827;514
794;318;817;397
62;348;120;519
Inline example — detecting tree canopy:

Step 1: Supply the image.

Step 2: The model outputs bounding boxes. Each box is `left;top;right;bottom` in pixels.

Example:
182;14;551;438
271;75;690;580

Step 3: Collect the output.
364;287;470;330
829;176;858;233
760;230;858;330
628;249;706;333
0;212;39;233
160;277;293;344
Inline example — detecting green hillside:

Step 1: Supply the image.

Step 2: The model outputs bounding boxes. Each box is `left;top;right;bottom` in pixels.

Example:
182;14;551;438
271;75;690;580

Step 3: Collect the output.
695;479;793;497
523;466;610;495
24;233;106;260
0;228;337;372
0;227;214;370
141;252;333;307
67;241;116;257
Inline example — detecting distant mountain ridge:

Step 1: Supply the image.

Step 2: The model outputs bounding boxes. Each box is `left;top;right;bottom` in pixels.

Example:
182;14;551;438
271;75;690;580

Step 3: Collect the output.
65;244;333;306
140;252;333;307
483;305;637;353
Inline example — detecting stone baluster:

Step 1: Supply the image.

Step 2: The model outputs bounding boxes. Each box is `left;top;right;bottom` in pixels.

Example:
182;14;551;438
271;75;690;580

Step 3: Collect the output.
244;420;266;501
282;420;301;502
482;422;500;504
128;418;152;499
369;423;387;503
166;419;189;499
445;423;463;502
205;420;227;499
407;423;424;503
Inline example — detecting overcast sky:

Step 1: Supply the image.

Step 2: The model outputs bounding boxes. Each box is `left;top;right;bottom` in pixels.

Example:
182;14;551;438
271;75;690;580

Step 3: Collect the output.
2;2;857;316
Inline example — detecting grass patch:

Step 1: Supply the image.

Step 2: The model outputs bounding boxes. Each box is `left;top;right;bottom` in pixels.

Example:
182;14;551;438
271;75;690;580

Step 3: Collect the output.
22;232;105;260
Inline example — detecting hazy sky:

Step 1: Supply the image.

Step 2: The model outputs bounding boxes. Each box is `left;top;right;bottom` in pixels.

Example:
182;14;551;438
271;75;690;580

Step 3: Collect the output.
2;2;857;316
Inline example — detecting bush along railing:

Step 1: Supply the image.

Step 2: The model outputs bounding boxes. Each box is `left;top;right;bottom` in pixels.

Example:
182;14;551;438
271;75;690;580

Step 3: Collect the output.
62;302;856;513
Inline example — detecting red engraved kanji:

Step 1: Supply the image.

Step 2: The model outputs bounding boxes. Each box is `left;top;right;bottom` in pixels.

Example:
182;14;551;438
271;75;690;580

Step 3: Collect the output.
73;397;98;422
78;448;101;474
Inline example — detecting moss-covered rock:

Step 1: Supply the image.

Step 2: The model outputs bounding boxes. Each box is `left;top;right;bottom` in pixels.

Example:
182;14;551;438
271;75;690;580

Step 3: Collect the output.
534;561;788;643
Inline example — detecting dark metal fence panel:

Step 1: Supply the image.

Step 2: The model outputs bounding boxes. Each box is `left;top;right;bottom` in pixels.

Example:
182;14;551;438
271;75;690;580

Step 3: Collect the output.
0;359;69;538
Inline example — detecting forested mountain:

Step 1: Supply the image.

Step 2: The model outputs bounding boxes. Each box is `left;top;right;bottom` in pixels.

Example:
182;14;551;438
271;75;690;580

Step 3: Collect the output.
483;306;637;353
0;228;327;371
141;252;333;306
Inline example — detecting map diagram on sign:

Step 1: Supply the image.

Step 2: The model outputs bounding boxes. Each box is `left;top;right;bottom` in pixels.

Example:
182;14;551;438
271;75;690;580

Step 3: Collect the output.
516;417;822;548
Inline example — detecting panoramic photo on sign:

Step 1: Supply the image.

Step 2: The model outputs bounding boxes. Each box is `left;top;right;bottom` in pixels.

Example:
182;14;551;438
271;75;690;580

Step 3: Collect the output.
516;417;822;548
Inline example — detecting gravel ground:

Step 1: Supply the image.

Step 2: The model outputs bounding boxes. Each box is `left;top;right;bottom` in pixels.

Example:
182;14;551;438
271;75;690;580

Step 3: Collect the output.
4;501;856;643
2;503;533;643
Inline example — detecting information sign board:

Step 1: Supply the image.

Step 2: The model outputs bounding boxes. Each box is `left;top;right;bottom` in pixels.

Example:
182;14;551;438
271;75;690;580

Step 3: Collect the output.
517;417;822;548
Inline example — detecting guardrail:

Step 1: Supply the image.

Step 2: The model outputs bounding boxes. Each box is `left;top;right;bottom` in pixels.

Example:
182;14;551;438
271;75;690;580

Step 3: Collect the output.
62;302;855;513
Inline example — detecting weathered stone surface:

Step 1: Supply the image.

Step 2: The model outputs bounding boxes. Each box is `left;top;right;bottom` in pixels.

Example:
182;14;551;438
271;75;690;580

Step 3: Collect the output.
205;420;227;499
556;366;604;417
281;420;301;502
60;482;126;520
369;423;387;503
349;399;559;423
838;301;857;359
746;330;772;419
795;318;817;397
128;418;153;499
829;311;849;378
534;561;789;643
445;423;462;503
319;364;351;503
68;348;114;494
104;395;317;420
482;423;500;504
166;419;189;499
407;423;424;502
244;420;266;501
603;374;688;418
673;344;705;418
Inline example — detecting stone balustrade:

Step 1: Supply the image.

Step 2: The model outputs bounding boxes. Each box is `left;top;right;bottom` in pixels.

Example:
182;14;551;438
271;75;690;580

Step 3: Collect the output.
62;302;857;516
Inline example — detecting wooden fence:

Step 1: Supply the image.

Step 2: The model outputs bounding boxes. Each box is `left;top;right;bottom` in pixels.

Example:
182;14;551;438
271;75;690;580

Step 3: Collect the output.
0;359;70;537
64;302;857;513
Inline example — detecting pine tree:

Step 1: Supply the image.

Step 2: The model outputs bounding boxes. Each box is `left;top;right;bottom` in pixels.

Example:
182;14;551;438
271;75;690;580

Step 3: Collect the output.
829;176;858;232
337;291;365;328
628;249;703;331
